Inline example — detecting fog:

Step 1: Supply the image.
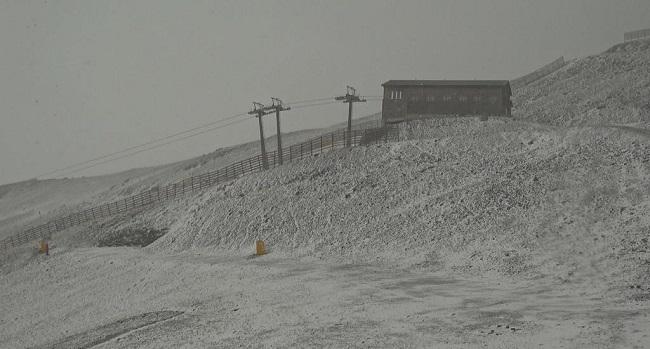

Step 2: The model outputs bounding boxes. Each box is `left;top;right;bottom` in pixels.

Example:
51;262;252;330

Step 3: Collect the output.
0;0;648;185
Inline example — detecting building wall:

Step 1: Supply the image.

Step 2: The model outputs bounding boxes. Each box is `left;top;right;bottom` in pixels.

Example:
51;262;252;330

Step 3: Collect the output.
382;88;407;123
382;86;510;123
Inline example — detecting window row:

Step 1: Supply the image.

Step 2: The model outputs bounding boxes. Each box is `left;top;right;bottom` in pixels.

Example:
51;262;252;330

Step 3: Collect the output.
392;95;498;103
389;90;403;100
388;91;500;104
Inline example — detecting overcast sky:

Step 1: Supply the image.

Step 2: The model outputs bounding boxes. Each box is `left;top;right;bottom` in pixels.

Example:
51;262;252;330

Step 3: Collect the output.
0;0;648;185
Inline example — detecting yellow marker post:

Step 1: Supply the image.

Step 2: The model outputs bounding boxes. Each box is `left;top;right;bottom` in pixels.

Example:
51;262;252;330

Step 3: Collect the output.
39;240;47;254
256;240;266;256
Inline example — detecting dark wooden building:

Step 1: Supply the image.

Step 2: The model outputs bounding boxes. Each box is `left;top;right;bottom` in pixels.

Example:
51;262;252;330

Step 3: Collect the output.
381;80;512;124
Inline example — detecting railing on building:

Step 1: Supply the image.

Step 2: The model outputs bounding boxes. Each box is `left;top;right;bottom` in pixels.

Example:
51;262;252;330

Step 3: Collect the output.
624;29;650;42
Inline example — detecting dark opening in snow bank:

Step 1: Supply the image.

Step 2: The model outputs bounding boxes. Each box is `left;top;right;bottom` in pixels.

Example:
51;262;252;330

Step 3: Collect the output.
97;228;168;248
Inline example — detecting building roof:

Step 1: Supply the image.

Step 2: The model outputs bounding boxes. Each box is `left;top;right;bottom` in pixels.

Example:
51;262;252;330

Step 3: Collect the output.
382;80;511;87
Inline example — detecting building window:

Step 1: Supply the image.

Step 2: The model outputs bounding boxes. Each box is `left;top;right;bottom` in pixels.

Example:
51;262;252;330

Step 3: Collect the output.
489;96;498;104
426;95;436;102
459;96;468;102
443;96;452;102
410;95;419;102
473;96;482;103
390;90;402;100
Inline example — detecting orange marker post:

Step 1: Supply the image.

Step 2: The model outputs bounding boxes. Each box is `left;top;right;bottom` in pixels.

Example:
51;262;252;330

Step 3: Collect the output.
256;240;266;256
38;240;49;255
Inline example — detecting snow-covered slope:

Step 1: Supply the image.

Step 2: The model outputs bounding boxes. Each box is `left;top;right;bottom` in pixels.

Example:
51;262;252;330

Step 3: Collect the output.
0;113;381;241
8;38;649;244
2;41;650;348
513;38;650;127
31;39;649;297
64;117;647;299
5;39;650;294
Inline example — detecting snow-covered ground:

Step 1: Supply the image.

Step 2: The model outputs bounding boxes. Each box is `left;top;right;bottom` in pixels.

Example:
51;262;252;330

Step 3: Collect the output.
1;40;650;348
2;116;647;348
2;247;649;348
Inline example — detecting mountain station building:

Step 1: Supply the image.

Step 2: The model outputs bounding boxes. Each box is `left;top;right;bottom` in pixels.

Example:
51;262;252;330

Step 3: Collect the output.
381;80;512;124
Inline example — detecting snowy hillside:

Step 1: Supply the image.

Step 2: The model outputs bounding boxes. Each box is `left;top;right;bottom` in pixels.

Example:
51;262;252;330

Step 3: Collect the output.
1;40;650;348
0;113;380;241
2;115;648;348
56;118;649;293
513;39;650;128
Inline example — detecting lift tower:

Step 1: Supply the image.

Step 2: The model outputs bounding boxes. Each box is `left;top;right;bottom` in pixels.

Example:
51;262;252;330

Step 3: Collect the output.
248;98;290;169
335;86;366;147
270;98;290;165
249;102;273;170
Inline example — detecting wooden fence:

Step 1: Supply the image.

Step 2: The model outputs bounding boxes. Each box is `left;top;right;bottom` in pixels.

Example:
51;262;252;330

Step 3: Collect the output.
0;125;398;251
